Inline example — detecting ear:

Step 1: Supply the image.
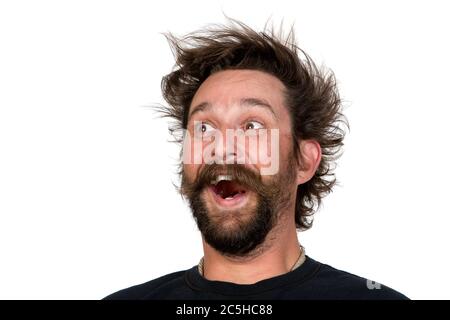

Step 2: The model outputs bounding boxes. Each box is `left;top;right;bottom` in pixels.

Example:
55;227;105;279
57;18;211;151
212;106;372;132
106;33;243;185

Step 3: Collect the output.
296;139;322;185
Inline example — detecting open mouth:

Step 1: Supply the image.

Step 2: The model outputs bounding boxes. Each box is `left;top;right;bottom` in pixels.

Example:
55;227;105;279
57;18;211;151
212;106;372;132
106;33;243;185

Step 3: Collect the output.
207;175;250;208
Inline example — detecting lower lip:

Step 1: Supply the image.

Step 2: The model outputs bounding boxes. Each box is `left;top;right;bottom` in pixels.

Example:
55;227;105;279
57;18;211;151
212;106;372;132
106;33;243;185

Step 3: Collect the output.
207;186;249;209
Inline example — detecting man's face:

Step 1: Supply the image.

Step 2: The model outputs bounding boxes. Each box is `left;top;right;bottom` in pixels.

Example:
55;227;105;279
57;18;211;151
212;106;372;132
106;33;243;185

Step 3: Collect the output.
181;69;298;256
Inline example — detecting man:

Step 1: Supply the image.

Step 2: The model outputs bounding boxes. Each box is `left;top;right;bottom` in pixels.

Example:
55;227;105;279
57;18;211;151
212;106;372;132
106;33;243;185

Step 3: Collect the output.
105;19;408;300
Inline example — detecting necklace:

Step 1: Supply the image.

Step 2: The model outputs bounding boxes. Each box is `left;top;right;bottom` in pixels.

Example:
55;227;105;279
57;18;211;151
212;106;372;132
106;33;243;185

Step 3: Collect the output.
197;244;306;276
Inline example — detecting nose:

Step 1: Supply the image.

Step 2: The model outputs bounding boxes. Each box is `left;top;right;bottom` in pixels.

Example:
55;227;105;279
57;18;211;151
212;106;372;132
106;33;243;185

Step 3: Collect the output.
209;126;253;165
210;129;237;164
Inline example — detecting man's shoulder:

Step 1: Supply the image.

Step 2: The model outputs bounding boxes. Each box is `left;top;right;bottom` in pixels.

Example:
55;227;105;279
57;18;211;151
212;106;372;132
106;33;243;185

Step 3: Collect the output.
308;258;409;300
103;268;189;300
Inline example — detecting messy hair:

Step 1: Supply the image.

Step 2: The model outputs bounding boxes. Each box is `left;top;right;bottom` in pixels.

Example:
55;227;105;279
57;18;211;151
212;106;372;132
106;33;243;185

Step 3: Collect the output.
158;19;349;231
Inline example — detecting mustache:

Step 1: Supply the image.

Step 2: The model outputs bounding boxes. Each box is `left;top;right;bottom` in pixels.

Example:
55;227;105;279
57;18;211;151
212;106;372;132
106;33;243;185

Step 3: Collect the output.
181;164;269;197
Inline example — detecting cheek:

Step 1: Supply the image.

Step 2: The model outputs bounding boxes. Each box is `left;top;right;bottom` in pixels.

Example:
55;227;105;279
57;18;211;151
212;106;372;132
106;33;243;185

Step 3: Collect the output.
182;129;203;167
242;130;285;174
183;163;199;183
278;133;293;160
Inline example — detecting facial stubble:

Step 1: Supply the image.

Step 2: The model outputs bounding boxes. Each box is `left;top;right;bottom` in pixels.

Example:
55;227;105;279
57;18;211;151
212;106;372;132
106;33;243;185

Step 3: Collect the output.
181;160;296;257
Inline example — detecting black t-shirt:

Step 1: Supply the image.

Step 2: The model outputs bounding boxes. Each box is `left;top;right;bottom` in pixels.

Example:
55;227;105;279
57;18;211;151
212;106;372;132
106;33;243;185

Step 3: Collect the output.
104;255;408;300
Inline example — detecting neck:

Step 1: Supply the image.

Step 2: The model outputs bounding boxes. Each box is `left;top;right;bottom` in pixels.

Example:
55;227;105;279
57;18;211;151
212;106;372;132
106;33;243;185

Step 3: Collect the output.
200;214;302;284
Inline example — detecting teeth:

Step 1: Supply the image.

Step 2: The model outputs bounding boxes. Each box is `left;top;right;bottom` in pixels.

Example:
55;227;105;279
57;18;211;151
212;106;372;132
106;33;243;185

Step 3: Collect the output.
210;175;233;185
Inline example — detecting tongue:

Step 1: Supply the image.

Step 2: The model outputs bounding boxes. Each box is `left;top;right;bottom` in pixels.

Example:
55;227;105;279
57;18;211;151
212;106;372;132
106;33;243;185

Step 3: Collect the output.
215;180;245;199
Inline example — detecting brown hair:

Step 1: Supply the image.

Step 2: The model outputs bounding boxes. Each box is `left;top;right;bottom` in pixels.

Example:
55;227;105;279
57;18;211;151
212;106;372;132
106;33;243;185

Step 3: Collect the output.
158;19;349;231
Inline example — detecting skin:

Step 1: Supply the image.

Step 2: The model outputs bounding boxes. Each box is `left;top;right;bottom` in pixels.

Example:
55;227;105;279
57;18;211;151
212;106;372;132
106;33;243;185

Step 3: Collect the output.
184;69;322;284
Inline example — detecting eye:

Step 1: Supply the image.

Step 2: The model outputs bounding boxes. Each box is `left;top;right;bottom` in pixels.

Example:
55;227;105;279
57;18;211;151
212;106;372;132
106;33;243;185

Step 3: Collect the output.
244;120;264;131
194;122;215;136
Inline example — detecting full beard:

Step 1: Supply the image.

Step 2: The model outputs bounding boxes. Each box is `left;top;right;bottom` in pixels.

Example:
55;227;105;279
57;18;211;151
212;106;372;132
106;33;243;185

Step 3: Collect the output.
181;162;295;257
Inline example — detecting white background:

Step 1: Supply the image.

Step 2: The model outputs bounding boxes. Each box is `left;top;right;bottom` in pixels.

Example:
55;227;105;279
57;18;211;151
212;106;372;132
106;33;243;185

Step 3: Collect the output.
0;0;449;299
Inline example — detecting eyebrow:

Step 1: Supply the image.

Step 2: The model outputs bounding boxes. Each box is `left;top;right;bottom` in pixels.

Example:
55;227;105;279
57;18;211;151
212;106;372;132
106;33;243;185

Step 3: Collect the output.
189;97;278;120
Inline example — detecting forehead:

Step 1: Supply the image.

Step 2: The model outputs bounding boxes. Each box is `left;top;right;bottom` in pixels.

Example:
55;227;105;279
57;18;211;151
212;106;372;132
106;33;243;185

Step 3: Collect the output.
190;69;287;116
